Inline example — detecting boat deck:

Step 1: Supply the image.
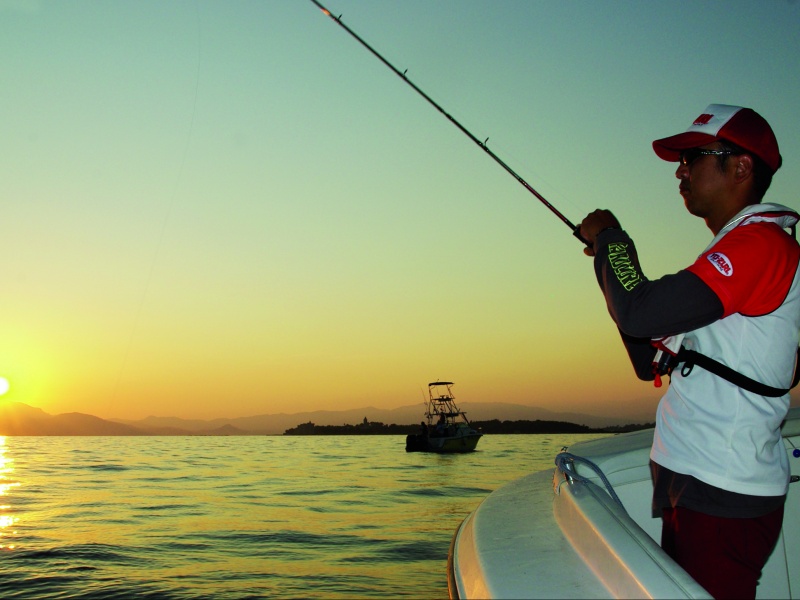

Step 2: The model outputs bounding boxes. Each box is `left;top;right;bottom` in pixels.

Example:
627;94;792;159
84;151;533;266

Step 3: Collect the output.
450;407;800;599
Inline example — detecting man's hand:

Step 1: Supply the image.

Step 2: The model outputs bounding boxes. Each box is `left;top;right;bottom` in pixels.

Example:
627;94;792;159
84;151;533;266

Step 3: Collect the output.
579;209;621;256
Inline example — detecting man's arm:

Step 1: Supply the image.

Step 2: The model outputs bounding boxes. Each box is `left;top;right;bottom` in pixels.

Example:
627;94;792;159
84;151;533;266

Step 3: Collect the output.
618;330;660;381
593;228;723;337
592;228;724;380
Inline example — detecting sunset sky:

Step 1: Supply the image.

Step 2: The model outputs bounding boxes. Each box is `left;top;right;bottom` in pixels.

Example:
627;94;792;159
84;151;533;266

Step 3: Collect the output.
3;0;800;421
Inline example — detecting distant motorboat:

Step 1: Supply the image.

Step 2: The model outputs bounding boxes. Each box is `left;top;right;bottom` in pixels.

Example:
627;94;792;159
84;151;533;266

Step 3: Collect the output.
406;381;482;453
447;406;800;599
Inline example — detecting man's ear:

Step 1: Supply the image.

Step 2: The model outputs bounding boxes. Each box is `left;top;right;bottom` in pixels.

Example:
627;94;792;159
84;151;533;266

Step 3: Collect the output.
734;154;754;183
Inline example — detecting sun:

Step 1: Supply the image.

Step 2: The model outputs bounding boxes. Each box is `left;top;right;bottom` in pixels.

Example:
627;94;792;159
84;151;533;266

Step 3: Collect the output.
0;378;9;396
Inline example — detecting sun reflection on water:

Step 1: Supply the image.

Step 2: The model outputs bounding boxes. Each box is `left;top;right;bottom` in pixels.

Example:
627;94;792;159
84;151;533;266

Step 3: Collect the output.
0;437;20;550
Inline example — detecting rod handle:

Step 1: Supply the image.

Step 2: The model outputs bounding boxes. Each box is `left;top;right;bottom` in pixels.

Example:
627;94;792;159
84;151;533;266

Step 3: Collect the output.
573;226;592;248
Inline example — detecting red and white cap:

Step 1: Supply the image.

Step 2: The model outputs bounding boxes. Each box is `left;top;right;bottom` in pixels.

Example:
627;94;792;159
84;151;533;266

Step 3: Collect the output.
652;104;782;173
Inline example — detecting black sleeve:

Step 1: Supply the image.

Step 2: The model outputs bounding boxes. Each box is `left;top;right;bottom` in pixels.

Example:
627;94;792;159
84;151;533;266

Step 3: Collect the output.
592;228;724;380
617;330;659;381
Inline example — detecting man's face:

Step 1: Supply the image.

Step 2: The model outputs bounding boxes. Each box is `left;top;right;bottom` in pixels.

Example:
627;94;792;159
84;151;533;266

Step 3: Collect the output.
675;144;736;219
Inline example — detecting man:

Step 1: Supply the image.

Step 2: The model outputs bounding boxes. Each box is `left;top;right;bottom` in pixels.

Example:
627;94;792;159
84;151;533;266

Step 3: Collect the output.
578;104;800;599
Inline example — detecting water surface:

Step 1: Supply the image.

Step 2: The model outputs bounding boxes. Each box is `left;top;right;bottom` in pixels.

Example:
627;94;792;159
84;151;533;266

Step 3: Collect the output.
0;433;609;598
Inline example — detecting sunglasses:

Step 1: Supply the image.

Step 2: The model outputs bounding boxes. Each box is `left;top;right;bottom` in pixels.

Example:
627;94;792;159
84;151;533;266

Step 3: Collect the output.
679;148;735;166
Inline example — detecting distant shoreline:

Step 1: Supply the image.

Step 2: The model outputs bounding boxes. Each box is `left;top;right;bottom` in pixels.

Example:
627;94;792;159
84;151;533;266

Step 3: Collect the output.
282;419;655;436
0;400;656;436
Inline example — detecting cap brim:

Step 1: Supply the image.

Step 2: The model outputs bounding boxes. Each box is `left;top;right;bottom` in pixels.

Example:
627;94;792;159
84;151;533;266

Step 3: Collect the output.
652;132;719;162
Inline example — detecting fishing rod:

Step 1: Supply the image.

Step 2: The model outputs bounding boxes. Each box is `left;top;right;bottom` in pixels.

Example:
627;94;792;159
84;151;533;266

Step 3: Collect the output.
310;0;589;246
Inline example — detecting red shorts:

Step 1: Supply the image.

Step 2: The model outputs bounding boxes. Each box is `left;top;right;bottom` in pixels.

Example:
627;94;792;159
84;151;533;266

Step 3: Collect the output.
661;505;784;600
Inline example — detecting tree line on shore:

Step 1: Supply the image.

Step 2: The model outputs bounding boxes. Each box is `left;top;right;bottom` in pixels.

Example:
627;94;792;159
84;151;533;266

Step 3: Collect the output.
283;417;654;436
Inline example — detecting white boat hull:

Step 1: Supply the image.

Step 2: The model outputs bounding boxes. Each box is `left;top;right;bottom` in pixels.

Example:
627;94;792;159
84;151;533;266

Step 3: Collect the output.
449;407;800;599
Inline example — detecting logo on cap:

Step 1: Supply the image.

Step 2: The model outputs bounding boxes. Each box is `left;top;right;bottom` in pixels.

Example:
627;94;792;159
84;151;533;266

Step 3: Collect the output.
693;114;714;126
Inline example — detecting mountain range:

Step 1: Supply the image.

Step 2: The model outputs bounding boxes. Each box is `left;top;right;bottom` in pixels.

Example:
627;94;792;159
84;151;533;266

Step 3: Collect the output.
0;399;660;436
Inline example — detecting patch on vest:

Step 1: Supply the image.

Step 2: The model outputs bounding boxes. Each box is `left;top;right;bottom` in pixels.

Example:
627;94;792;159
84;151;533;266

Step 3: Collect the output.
706;252;733;276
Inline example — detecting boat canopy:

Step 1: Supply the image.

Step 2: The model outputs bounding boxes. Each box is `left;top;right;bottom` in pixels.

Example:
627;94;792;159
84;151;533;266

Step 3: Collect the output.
428;381;454;387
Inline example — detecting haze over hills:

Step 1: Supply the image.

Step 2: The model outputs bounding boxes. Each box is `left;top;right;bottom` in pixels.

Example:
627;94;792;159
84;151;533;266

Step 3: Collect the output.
0;402;142;436
0;399;660;436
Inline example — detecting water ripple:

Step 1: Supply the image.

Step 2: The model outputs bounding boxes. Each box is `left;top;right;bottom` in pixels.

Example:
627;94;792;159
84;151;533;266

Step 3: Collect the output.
0;433;609;598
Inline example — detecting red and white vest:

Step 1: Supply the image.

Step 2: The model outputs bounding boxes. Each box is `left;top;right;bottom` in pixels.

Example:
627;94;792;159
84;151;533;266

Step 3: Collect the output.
651;203;800;496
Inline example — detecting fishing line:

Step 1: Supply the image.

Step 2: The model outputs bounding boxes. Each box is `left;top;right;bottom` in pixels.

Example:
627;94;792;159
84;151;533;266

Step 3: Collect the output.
309;0;589;246
111;3;203;403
